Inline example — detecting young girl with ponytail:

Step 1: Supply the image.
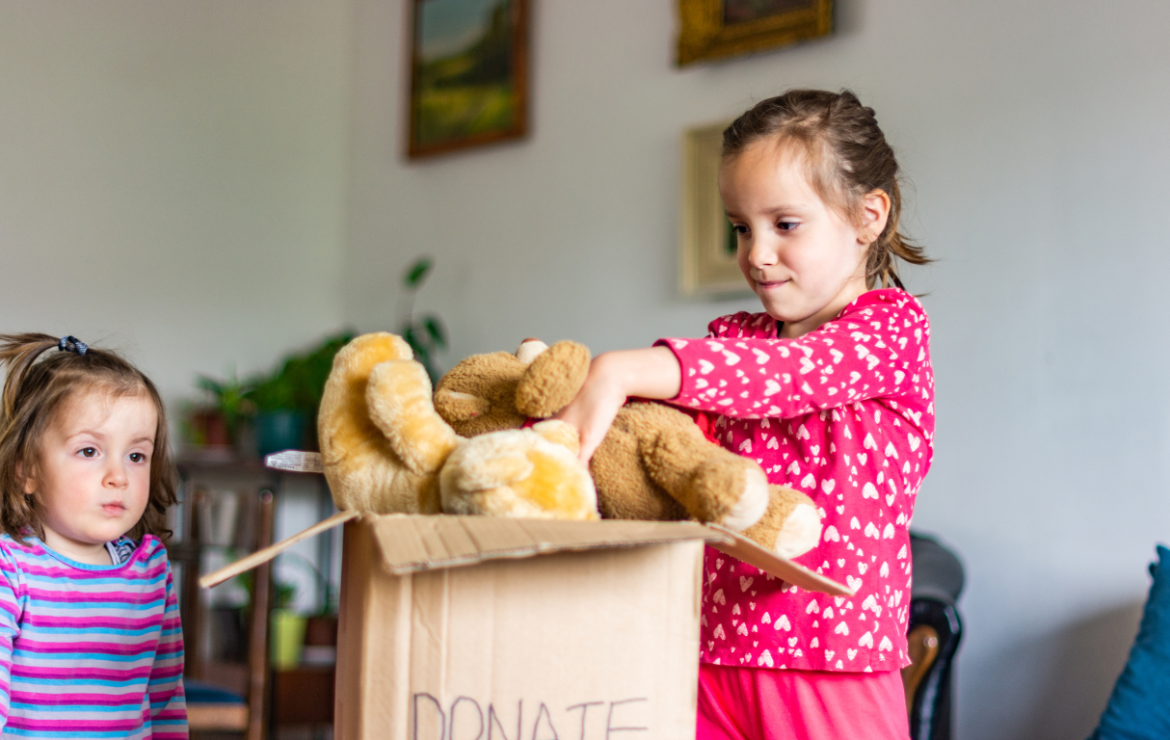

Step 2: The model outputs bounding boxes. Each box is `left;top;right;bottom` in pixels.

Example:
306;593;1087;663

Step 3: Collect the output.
557;89;934;739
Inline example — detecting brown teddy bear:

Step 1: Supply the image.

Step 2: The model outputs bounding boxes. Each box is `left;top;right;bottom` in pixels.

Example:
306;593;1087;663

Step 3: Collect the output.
317;333;597;520
433;340;823;558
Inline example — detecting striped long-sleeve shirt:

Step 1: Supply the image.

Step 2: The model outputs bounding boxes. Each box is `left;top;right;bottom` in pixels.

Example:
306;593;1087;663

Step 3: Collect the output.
0;533;187;738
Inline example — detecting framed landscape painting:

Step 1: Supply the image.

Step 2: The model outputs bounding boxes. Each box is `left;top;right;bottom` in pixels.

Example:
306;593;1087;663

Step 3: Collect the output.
679;122;751;297
407;0;530;159
677;0;833;66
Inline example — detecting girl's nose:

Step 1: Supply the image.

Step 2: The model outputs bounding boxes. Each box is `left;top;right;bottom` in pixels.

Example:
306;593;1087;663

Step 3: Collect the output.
747;236;778;269
104;461;129;488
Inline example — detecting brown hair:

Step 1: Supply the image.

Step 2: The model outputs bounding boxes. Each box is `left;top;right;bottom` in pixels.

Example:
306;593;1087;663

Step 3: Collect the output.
0;334;176;543
722;88;931;289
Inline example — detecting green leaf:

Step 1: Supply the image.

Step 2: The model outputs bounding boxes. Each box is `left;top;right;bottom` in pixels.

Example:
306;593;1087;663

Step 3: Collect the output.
423;316;447;349
195;375;224;395
404;257;433;288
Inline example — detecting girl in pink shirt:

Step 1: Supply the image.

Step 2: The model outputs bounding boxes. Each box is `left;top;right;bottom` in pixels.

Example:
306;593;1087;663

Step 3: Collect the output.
557;89;933;739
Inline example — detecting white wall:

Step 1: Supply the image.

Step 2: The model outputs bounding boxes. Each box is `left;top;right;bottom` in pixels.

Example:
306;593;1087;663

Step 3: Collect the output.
345;2;1170;738
0;1;353;401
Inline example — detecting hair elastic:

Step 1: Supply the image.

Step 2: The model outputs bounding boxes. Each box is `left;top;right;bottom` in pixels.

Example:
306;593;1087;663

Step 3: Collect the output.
58;336;88;356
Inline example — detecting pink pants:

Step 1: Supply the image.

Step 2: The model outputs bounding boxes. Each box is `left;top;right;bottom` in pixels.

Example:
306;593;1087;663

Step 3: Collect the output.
696;664;911;740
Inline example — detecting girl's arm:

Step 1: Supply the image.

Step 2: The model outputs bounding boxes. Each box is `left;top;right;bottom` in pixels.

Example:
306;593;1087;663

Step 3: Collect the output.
554;346;681;462
148;563;188;738
659;297;931;422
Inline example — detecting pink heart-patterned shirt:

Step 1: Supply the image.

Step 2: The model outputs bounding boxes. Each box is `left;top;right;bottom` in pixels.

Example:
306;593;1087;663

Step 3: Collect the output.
655;288;934;672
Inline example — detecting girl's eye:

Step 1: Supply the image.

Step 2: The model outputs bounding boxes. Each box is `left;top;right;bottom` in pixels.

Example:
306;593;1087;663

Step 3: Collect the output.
129;452;148;464
78;447;98;458
777;220;799;232
731;224;748;236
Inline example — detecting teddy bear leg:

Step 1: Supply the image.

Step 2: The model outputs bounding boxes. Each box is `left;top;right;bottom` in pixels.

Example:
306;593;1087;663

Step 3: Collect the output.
366;359;461;477
628;403;769;531
589;420;689;522
433;351;529;437
677;452;770;531
740;486;823;559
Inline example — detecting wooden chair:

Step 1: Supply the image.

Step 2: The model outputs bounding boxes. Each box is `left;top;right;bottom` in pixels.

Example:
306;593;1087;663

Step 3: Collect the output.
177;486;276;740
901;532;964;740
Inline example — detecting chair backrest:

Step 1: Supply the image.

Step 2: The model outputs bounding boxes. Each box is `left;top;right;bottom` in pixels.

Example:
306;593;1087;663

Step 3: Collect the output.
902;624;940;708
905;598;963;740
245;490;275;740
173;483;275;740
904;533;965;740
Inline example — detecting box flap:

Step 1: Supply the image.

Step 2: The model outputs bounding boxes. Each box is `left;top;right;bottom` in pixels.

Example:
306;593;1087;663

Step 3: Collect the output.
366;515;728;575
201;513;855;596
707;524;855;597
199;509;360;588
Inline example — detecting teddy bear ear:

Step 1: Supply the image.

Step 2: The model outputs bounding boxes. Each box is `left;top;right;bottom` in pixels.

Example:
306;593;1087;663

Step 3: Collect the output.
434;389;491;422
515;341;591;418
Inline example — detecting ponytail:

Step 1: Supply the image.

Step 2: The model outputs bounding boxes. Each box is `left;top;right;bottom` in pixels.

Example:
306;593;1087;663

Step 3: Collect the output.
867;179;930;290
0;334;59;427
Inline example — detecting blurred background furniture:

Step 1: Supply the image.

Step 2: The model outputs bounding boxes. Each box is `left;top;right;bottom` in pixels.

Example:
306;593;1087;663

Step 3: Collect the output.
902;532;965;740
170;459;280;739
1087;545;1170;740
180;486;274;739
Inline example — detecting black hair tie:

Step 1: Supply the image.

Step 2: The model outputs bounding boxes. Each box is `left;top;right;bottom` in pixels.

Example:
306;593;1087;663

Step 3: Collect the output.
58;336;88;356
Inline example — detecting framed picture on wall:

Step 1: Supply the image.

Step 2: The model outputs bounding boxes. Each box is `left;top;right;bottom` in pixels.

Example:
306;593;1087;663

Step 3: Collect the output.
407;0;530;159
677;0;833;66
679;122;751;297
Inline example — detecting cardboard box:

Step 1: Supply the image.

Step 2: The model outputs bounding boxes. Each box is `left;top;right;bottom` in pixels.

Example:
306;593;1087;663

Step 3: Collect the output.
337;515;718;739
202;454;852;739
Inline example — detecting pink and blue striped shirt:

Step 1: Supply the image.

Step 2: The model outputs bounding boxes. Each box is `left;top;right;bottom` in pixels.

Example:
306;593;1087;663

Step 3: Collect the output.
0;533;187;738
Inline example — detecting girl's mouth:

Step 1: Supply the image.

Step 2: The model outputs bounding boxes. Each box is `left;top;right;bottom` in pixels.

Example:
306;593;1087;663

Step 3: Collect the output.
102;503;126;516
756;279;789;290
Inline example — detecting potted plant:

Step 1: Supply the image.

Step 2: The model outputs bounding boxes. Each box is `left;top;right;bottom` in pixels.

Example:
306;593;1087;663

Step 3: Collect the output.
189;371;253;452
270;551;340;669
269;580;306;670
246;331;354;458
246;366;305;459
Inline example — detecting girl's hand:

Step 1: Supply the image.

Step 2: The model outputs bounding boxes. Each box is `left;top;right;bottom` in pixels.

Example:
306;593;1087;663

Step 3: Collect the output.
554;358;627;464
554;347;682;463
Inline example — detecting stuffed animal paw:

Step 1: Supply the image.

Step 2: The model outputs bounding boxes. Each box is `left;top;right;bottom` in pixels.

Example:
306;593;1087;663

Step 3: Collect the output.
744;486;824;560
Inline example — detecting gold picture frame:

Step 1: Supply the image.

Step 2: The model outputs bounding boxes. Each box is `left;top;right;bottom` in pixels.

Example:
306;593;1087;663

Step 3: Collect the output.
679;122;750;297
677;0;833;66
407;0;530;159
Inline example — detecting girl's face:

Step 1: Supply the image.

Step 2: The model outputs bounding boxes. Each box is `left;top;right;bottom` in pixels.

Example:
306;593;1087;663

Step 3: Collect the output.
23;390;156;565
720;139;888;338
